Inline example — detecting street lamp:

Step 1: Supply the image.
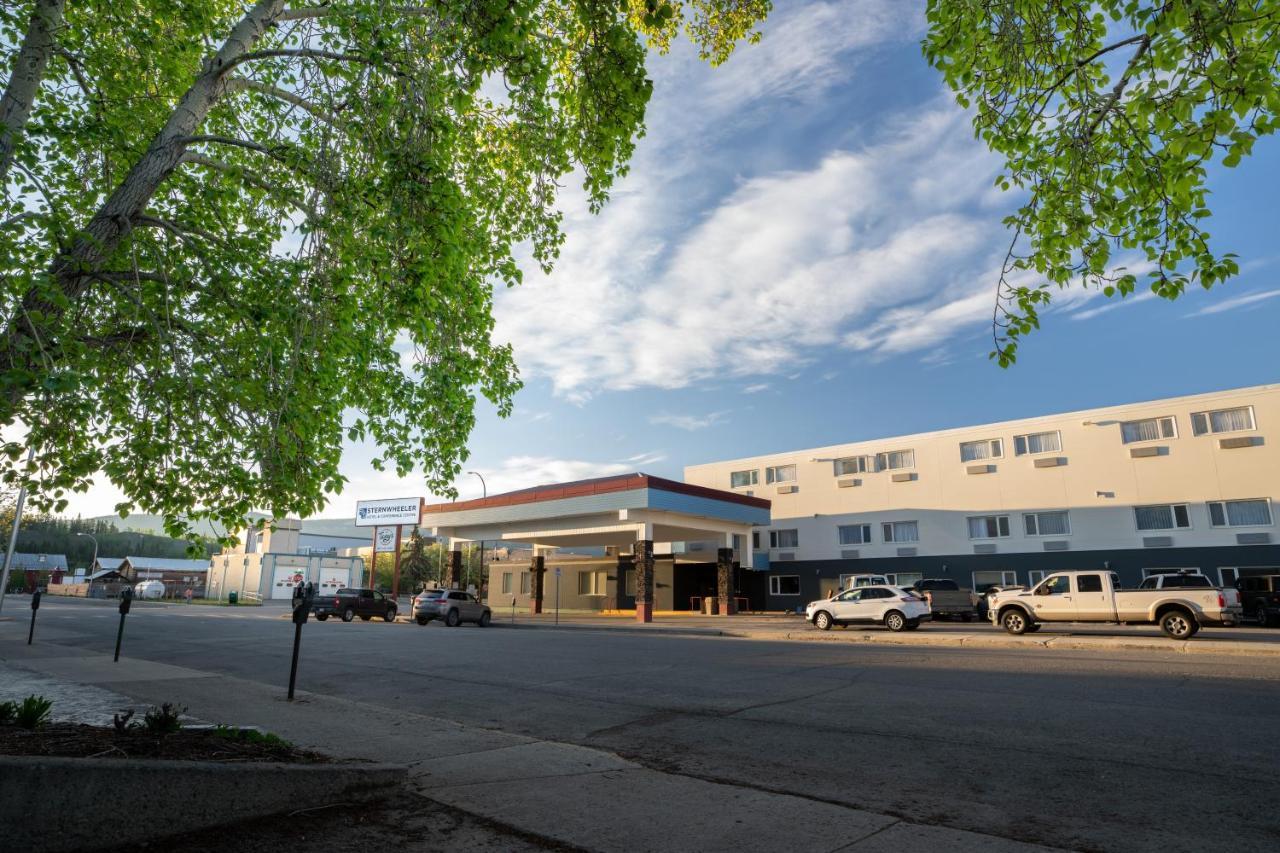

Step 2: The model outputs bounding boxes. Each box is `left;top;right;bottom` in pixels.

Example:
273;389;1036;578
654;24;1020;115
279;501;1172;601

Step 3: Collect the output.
77;532;99;576
468;471;487;592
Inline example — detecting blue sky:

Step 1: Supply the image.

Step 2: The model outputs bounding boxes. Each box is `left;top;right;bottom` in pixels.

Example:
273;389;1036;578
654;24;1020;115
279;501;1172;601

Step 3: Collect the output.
70;0;1280;518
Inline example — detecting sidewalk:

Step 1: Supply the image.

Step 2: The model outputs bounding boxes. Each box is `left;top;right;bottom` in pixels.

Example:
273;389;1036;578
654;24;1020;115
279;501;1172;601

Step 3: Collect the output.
500;611;1280;656
0;630;1064;853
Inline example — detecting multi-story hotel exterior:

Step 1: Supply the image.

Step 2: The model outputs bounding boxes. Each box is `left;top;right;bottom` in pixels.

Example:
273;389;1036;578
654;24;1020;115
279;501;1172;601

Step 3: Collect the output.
684;384;1280;608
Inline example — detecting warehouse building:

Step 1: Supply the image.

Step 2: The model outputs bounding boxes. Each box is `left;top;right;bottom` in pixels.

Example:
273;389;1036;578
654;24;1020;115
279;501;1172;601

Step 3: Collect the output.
206;518;366;602
683;384;1280;608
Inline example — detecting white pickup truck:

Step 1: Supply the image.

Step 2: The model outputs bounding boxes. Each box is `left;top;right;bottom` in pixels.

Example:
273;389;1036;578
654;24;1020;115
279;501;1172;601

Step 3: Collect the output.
987;570;1242;639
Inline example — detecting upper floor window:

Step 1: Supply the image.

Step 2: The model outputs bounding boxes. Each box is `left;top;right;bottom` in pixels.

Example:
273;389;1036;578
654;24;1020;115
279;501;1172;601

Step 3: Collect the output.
960;439;1003;462
1191;406;1255;436
875;449;915;471
1024;510;1070;536
967;515;1011;539
1134;504;1191;531
881;520;919;543
1121;416;1176;444
730;469;758;488
838;524;872;545
1013;431;1061;456
769;529;799;549
1208;499;1272;527
766;464;797;484
833;456;869;476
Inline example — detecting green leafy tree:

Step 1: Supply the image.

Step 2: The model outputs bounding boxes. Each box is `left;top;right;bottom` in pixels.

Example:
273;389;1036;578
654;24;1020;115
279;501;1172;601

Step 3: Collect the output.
924;1;1280;364
0;0;769;540
400;526;436;590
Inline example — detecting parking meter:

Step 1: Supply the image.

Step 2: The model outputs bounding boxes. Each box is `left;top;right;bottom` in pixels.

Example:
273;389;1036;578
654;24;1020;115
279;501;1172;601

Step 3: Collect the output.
287;586;313;700
27;589;41;644
114;587;133;661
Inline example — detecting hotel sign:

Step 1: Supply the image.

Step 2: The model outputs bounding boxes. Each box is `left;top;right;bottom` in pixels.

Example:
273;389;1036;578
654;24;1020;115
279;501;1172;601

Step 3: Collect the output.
355;497;421;527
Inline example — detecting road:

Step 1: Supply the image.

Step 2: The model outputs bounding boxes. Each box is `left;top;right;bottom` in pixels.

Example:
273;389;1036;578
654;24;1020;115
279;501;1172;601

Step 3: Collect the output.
8;597;1280;852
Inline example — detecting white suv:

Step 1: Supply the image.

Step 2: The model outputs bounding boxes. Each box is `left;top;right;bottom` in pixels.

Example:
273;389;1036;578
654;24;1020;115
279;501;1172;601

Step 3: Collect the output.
806;585;929;631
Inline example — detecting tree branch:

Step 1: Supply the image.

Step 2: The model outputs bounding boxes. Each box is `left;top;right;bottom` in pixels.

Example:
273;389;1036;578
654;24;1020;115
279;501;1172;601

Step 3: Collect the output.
225;76;347;129
179;151;318;216
0;0;65;185
1081;34;1153;140
225;48;379;73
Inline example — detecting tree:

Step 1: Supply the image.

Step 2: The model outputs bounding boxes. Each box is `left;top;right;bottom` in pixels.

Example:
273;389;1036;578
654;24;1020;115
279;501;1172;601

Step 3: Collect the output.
400;526;436;590
0;0;769;539
924;1;1280;364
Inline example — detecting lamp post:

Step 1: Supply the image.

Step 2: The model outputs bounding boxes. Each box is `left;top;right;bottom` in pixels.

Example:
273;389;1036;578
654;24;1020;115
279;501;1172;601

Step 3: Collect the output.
0;445;35;615
467;471;487;593
76;532;98;577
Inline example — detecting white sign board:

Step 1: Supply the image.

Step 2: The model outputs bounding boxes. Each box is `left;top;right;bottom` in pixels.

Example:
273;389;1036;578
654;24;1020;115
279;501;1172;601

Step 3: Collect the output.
374;527;397;553
355;497;421;527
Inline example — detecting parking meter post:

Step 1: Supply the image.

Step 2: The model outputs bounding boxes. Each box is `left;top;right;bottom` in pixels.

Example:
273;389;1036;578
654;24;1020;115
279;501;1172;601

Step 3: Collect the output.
28;589;40;645
114;587;133;662
287;589;312;701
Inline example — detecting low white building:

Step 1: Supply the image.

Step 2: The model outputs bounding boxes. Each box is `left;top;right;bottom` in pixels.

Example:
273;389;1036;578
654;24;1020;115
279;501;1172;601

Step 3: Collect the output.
206;518;366;602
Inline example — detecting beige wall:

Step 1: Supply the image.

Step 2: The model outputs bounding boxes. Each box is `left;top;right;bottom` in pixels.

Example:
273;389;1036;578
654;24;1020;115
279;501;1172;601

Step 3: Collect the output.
684;385;1280;561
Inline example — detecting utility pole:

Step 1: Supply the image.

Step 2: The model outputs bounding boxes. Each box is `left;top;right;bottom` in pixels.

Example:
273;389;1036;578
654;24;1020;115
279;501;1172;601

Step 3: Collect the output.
0;446;36;616
468;470;487;594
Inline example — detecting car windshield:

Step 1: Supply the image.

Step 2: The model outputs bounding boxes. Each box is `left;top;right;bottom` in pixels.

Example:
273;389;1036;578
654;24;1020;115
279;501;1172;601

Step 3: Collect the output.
418;590;445;599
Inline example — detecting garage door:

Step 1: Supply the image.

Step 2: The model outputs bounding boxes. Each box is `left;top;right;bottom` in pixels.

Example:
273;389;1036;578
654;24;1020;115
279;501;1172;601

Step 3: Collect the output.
318;568;349;595
271;565;307;599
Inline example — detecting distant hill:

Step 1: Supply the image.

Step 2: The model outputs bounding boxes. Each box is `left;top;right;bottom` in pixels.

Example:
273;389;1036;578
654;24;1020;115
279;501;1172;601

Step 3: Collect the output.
91;513;364;540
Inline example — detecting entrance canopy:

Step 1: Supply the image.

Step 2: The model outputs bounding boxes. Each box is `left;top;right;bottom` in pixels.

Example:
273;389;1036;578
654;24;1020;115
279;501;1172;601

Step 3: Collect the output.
422;472;770;557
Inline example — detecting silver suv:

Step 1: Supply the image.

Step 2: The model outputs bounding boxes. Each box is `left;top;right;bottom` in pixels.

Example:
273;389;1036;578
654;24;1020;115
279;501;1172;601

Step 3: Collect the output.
413;589;491;627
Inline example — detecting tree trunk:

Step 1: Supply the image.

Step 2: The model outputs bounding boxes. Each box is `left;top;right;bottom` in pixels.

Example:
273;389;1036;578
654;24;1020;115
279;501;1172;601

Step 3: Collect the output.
1;0;285;401
0;0;64;186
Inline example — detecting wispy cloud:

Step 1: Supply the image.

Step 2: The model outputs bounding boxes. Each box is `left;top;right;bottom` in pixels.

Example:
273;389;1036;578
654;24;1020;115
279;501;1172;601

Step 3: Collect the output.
649;411;730;431
1070;290;1159;322
742;383;770;394
1184;288;1280;317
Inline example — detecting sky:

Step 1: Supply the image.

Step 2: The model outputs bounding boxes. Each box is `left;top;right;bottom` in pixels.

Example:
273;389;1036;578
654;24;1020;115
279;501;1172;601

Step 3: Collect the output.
68;0;1280;519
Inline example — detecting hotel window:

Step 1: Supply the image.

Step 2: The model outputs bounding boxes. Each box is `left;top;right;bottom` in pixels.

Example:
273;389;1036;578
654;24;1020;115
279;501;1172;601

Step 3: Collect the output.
960;438;1003;462
751;530;761;550
730;469;758;488
1134;504;1191;531
833;456;869;476
875;449;915;471
1013;431;1061;456
967;515;1011;539
1121;416;1176;443
501;572;513;595
765;464;797;484
838;524;872;545
1191;406;1255;436
1023;510;1070;536
577;570;607;596
1208;499;1272;527
881;520;919;543
770;529;799;549
770;575;802;596
973;570;1018;593
520;571;531;595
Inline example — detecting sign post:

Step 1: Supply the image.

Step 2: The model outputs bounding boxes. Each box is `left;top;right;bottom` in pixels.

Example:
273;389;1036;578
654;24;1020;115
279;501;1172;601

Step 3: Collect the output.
554;567;561;626
359;499;421;595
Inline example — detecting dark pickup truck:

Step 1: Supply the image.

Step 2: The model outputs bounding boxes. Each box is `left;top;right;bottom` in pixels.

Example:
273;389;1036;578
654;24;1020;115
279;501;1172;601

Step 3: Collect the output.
1238;575;1280;627
312;588;398;623
911;578;978;621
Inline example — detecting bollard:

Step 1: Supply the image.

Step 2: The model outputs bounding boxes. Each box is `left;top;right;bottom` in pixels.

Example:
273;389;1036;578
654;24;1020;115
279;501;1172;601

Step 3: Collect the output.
28;589;41;645
287;589;312;701
114;587;133;662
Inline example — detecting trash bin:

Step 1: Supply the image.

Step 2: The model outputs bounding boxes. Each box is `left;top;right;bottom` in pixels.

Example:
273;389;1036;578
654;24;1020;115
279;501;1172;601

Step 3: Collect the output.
228;591;238;605
702;596;717;615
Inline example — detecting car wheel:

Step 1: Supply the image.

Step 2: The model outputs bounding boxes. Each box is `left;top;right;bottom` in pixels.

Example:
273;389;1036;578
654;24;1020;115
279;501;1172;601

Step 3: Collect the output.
904;620;921;631
478;610;491;627
813;611;833;631
1160;609;1195;640
341;607;355;623
1001;609;1029;635
315;614;329;622
415;615;429;626
884;610;906;632
445;608;461;627
1024;623;1042;633
384;609;396;622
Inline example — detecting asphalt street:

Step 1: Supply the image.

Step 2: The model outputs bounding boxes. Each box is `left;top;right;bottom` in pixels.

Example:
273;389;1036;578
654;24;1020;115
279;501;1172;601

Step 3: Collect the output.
7;597;1280;852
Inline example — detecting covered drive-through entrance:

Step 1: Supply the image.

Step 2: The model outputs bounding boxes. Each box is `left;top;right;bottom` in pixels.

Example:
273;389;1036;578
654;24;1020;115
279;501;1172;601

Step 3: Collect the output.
421;473;770;622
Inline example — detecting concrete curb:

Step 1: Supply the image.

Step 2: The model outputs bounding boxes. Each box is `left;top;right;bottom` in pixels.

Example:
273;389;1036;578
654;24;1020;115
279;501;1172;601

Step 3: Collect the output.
0;754;406;853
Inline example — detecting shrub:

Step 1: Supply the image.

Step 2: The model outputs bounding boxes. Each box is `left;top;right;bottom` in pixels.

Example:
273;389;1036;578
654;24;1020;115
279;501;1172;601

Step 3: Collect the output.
142;703;186;734
0;700;16;723
15;695;53;729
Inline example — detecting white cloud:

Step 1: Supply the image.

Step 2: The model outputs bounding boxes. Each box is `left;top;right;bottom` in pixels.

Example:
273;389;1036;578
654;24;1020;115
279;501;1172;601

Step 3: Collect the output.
742;383;770;394
1070;290;1160;321
445;453;667;501
649;411;729;431
1184;288;1280;317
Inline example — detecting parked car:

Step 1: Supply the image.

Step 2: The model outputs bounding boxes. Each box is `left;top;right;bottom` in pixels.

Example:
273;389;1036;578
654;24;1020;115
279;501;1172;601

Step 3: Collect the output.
312;588;397;623
134;580;165;600
987;570;1243;639
839;574;890;589
1137;571;1215;590
1237;575;1280;627
805;585;929;632
413;589;491;627
911;578;978;621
